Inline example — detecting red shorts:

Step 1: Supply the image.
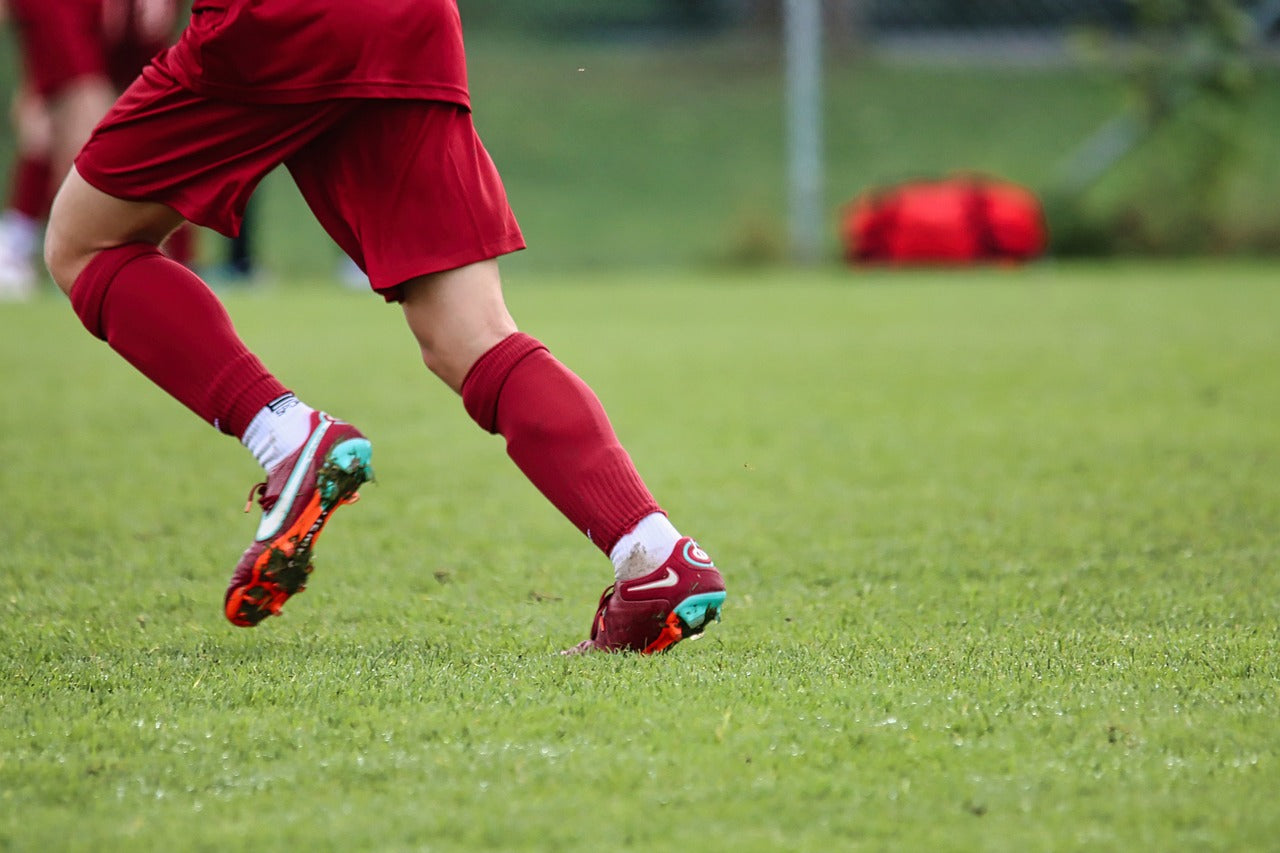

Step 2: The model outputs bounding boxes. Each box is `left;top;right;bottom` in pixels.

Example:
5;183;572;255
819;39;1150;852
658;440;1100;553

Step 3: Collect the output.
75;64;526;300
9;0;170;97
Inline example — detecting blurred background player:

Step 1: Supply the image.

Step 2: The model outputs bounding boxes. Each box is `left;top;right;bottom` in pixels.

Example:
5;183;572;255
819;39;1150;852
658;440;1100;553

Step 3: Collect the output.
0;84;48;298
0;0;188;299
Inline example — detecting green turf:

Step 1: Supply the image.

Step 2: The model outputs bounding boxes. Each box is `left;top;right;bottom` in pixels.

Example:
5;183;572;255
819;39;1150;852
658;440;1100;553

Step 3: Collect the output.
2;261;1278;851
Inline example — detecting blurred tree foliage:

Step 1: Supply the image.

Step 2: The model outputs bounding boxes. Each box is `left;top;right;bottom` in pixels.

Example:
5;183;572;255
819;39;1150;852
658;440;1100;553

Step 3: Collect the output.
1050;0;1265;255
1129;0;1255;125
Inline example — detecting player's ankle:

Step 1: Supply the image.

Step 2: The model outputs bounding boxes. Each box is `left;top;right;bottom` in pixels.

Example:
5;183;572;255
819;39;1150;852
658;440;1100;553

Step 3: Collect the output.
240;393;317;471
609;512;681;582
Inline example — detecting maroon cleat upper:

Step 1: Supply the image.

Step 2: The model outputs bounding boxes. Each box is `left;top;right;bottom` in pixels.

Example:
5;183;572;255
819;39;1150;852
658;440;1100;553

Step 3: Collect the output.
225;412;372;627
566;537;727;655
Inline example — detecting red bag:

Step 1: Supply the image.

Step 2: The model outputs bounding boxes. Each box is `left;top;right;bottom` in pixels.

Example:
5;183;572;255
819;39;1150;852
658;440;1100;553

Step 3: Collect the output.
842;175;1047;265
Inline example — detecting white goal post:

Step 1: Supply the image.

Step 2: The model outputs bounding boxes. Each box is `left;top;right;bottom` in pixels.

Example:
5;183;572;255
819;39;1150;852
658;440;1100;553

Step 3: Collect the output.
784;0;825;265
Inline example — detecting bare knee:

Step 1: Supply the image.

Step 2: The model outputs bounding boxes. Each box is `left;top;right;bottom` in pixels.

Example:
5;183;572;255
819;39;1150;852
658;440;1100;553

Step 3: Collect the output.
43;208;120;296
414;327;510;393
44;168;185;296
400;260;518;394
43;220;92;296
416;339;459;388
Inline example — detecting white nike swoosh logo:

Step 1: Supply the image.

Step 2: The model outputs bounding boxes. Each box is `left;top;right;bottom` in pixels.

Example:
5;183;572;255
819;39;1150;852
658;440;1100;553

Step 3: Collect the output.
629;567;679;592
255;415;332;542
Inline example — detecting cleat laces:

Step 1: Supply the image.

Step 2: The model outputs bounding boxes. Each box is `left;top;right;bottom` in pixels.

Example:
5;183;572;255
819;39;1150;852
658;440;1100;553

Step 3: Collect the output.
243;481;276;513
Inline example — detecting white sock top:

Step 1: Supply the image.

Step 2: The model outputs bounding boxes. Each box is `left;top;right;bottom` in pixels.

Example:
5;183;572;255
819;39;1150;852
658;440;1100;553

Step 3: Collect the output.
609;512;682;582
240;394;316;472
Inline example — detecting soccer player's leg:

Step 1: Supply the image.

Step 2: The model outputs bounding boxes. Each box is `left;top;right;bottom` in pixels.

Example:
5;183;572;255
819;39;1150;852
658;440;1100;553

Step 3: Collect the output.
397;264;726;654
289;99;725;651
47;170;373;627
44;78;116;193
46;82;376;627
376;222;723;652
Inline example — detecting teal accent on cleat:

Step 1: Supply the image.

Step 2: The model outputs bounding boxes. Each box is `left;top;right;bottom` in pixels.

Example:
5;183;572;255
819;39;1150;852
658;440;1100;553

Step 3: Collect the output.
673;591;727;633
565;537;726;654
318;438;374;505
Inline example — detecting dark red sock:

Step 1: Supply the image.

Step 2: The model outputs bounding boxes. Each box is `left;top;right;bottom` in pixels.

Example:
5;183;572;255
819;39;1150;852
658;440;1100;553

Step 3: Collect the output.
70;242;288;437
461;332;661;554
9;153;52;220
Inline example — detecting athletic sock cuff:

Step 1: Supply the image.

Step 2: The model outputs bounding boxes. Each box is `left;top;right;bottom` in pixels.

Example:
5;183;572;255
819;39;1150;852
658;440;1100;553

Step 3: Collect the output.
579;452;663;553
213;358;291;438
460;332;547;433
69;242;162;340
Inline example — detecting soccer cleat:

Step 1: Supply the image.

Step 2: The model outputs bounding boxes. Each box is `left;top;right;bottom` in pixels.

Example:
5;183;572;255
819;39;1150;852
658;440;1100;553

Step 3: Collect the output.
564;537;726;655
224;412;373;627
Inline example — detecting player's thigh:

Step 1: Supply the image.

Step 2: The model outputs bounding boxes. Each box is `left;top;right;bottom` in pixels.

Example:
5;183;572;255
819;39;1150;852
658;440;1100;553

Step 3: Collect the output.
46;77;118;176
45;167;184;292
12;87;53;156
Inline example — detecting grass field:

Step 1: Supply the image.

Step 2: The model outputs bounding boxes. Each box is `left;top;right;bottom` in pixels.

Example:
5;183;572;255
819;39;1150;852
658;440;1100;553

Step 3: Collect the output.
2;260;1278;851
